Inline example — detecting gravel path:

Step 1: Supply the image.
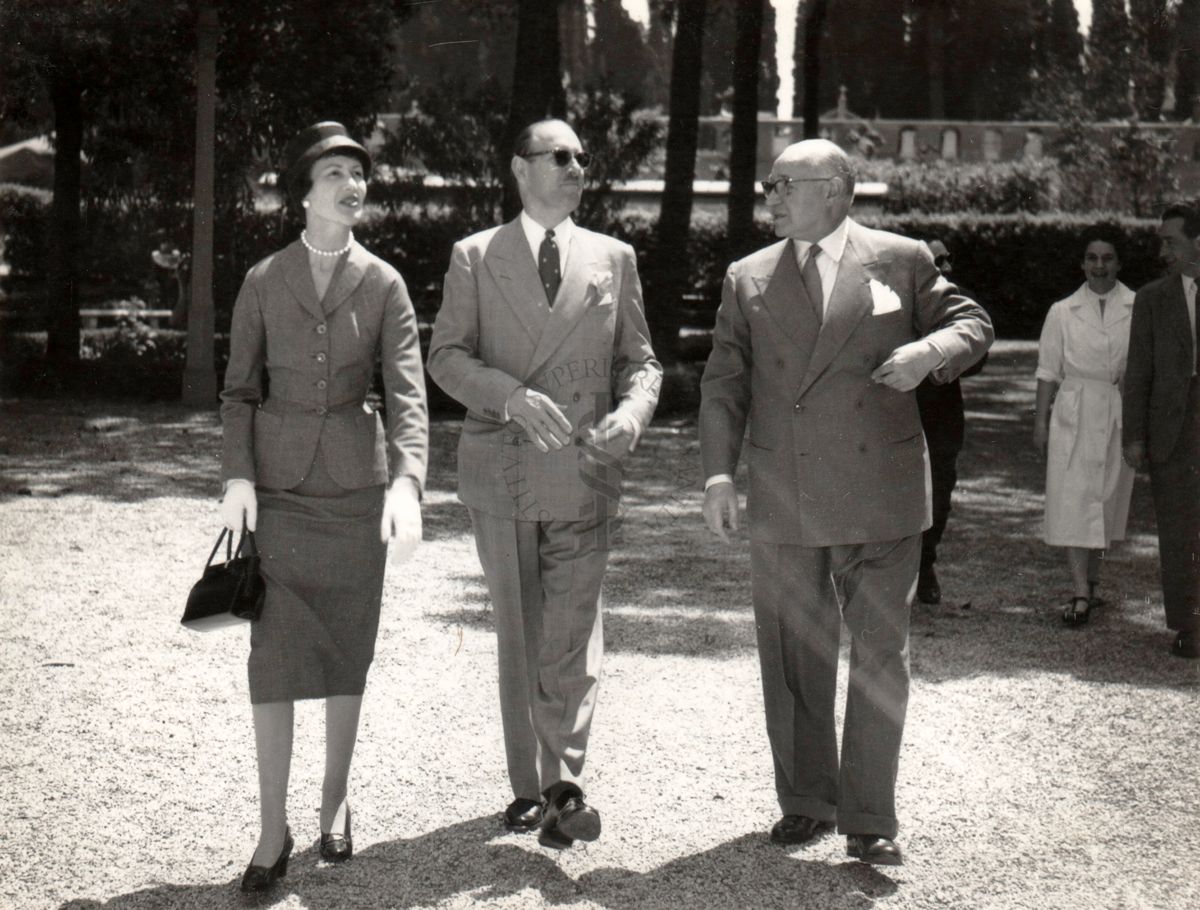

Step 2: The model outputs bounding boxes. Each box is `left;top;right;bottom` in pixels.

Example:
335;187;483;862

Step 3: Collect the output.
2;342;1197;910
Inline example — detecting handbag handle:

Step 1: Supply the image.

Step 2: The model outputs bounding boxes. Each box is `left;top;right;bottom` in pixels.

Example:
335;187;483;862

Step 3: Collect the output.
204;519;259;569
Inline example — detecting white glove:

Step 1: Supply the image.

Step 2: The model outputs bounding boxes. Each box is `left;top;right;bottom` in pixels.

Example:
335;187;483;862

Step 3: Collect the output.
381;477;421;563
220;480;257;532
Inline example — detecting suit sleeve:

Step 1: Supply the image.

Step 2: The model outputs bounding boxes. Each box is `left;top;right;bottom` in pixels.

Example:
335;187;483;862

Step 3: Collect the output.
380;272;429;491
427;241;523;421
219;272;265;485
911;243;994;382
1122;290;1153;449
699;265;752;481
609;243;662;430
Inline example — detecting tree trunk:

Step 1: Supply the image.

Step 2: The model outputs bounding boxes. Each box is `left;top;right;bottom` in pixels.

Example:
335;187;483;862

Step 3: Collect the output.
802;0;829;138
1175;0;1200;122
926;0;946;119
45;68;84;386
501;0;566;221
651;0;707;365
182;0;218;406
727;0;764;262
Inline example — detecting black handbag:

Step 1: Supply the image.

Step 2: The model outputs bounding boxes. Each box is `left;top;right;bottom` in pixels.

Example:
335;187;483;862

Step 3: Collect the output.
181;524;266;630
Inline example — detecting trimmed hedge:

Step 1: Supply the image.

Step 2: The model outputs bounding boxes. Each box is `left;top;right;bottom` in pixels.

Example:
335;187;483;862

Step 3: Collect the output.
0;193;1166;399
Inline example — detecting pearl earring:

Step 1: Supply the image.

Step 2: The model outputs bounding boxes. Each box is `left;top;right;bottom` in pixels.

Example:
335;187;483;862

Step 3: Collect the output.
302;200;310;209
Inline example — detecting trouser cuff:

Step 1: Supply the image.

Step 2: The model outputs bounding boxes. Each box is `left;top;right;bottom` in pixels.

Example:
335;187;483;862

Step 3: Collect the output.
837;810;898;839
778;795;836;823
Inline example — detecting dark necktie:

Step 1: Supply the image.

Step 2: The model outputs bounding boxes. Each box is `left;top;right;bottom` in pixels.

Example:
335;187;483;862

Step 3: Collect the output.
539;229;561;307
801;246;824;323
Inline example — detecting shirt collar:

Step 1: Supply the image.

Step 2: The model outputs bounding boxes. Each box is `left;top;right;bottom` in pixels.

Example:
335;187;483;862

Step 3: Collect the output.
794;217;850;265
520;211;574;257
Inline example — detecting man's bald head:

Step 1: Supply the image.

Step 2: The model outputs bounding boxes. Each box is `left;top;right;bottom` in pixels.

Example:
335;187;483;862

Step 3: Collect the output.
765;139;856;242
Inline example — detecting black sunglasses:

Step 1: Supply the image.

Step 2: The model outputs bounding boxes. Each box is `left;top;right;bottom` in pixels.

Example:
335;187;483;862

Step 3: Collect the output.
522;148;592;169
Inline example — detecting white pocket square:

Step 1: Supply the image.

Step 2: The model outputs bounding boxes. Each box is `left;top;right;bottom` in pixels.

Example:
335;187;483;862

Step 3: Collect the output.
869;279;902;315
593;272;615;306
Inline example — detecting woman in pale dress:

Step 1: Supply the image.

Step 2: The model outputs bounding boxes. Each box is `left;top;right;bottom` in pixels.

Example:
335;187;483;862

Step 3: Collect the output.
1033;228;1136;625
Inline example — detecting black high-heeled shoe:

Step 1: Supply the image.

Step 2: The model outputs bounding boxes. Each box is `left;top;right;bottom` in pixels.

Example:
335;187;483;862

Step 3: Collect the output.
240;828;293;893
319;805;353;863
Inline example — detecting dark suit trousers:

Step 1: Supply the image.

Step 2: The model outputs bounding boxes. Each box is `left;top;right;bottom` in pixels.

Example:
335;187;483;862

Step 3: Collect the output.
750;533;919;839
916;379;965;571
1149;377;1200;633
469;509;609;800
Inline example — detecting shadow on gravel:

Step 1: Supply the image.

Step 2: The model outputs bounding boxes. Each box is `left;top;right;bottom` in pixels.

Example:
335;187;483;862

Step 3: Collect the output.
55;823;897;910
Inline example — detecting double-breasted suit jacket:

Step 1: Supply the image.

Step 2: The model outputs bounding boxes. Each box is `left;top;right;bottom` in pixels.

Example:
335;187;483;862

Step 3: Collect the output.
1123;274;1196;464
220;240;428;492
428;219;660;520
701;219;993;547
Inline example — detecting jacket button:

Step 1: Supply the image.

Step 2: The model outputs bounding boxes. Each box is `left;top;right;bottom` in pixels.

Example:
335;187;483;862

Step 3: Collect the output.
573;392;581;402
316;323;327;334
856;400;863;409
776;359;785;369
574;436;583;446
794;403;804;412
317;379;327;390
316;352;327;363
858;442;868;452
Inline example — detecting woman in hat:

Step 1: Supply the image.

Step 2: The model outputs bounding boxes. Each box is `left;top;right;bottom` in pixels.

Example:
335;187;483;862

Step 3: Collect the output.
218;121;428;892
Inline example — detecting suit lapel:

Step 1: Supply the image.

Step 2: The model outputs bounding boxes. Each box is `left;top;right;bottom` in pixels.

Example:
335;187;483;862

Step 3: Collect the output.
483;219;547;346
321;242;369;317
280;241;325;322
758;240;815;345
1068;286;1104;336
525;229;601;381
1165;277;1194;361
797;226;875;399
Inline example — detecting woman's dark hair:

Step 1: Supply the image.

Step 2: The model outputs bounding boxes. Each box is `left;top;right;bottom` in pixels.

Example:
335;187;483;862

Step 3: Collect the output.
1080;225;1124;261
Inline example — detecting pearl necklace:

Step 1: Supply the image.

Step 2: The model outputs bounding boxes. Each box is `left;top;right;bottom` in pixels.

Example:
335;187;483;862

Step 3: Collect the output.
301;229;353;258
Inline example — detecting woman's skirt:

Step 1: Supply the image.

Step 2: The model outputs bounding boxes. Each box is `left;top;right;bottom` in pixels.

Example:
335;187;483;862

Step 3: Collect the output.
248;447;386;704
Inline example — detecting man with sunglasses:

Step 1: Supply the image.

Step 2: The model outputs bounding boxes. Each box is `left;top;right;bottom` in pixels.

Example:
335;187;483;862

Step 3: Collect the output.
700;139;991;865
914;239;987;605
428;118;660;849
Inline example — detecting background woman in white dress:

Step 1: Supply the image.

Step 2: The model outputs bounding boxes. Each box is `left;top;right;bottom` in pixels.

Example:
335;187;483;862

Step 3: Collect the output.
1034;228;1137;626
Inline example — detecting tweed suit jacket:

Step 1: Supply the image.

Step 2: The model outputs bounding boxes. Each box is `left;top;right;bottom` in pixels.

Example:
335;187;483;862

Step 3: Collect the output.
1123;274;1197;463
700;219;993;546
220;240;428;492
428;218;661;521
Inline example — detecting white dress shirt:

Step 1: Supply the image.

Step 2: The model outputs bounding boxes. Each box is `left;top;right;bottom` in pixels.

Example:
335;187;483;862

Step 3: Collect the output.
520;211;574;274
792;217;849;318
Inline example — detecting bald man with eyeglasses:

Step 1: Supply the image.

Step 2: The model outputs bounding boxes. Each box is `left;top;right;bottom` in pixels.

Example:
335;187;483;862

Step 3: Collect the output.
428;118;660;849
700;139;991;865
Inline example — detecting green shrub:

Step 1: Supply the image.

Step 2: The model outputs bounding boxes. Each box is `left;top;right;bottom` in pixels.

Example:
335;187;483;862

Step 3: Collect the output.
857;159;1059;215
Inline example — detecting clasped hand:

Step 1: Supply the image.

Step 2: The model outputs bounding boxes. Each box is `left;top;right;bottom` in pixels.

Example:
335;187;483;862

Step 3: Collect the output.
871;340;941;392
702;481;739;543
506;387;573;453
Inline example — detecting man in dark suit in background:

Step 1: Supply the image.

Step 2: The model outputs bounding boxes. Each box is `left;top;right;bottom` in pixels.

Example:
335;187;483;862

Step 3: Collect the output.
1123;202;1200;659
914;239;987;604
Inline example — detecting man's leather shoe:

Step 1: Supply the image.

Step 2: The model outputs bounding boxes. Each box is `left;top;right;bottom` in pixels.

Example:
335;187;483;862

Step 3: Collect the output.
846;834;903;866
917;567;941;605
769;814;833;845
503;797;544;833
1171;630;1200;659
537;824;575;850
538;784;600;848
